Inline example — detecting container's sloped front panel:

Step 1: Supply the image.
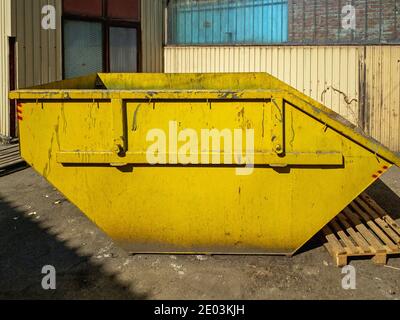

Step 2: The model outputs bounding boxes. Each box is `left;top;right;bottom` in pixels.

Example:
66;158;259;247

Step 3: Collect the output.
18;99;391;254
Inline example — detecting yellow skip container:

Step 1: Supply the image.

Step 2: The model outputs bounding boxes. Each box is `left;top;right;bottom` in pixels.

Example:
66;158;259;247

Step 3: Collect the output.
9;73;400;255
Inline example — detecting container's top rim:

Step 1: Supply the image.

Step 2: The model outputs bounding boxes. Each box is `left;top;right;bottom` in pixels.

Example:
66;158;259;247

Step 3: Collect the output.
9;72;400;167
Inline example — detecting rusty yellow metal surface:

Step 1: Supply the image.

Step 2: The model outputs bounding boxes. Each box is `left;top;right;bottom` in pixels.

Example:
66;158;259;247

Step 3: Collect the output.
9;73;400;255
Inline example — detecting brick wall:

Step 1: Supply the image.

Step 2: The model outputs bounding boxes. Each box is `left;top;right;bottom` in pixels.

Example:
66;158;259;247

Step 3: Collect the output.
288;0;400;44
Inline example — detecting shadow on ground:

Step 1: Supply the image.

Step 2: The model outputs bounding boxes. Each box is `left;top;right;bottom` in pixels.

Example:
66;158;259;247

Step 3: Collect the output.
366;179;400;220
0;195;147;300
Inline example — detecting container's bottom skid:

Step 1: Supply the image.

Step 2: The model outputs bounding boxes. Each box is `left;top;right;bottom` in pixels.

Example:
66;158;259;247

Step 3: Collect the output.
116;240;293;256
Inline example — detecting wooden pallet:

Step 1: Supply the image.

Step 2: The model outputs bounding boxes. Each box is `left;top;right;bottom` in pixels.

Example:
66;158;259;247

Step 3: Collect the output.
323;193;400;267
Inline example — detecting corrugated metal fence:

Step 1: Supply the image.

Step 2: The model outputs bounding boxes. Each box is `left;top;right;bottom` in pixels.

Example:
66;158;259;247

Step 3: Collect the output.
365;46;400;152
165;45;400;152
165;46;361;125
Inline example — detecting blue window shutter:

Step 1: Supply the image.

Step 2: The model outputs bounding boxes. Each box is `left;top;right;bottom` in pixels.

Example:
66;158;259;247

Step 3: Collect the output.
170;0;288;45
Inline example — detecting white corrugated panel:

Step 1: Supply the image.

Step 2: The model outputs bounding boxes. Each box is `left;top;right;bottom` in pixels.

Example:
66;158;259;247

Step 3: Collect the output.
165;46;361;126
0;0;12;138
365;46;400;152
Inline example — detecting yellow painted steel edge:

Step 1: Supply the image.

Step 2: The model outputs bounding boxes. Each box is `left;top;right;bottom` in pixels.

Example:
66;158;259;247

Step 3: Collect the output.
56;151;344;166
9;89;276;100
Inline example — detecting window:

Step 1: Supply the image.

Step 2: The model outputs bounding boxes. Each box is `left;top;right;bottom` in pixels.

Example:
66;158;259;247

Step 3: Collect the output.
64;20;103;79
109;27;138;72
167;0;288;45
63;0;140;79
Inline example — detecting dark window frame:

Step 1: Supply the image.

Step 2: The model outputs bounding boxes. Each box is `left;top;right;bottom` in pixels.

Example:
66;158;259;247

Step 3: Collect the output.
62;0;142;78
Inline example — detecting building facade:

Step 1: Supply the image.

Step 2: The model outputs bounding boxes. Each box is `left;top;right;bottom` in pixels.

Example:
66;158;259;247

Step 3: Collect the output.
0;0;164;140
1;0;399;153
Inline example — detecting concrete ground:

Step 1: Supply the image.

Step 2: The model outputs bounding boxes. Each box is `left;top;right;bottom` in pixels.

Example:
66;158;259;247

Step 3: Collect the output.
0;166;399;300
